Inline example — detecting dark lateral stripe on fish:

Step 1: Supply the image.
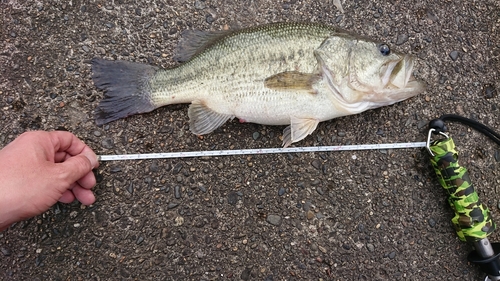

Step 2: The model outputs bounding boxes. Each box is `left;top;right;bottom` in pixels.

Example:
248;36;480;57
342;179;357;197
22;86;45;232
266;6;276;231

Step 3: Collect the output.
91;58;159;125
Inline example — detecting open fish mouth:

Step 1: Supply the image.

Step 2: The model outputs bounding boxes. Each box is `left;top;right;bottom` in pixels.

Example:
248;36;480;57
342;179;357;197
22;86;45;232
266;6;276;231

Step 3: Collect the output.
381;55;415;90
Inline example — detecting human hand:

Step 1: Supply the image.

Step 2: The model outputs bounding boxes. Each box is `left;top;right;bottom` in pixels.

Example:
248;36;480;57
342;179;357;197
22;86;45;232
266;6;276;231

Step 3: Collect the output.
0;131;99;231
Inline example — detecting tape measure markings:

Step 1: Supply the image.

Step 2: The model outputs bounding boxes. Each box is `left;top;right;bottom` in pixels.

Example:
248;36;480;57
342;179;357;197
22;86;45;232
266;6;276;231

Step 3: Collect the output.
98;142;426;161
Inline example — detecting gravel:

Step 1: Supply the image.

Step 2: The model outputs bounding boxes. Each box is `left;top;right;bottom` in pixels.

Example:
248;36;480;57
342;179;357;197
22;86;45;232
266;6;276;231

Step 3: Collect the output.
1;0;499;280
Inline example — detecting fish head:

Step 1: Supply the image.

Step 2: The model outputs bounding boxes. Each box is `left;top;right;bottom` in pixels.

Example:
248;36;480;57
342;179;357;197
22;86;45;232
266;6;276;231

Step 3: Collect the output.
315;35;424;112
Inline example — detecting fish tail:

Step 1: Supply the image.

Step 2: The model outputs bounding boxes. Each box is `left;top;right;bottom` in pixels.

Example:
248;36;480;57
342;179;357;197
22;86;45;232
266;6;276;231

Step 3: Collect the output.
92;58;160;125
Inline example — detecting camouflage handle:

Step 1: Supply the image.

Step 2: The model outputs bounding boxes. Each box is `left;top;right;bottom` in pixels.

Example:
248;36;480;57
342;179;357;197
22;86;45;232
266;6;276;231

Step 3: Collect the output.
429;137;495;242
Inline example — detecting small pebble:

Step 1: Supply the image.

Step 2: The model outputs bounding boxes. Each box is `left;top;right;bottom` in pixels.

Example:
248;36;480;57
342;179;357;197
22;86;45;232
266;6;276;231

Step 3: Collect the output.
194;0;206;9
316;187;324;195
44;70;54;78
395;34;408;45
136;236;144;245
199;185;207;193
96;47;106;55
417;120;427;129
93;131;102;137
173;163;183;174
206;14;215;24
311;159;322;170
110;166;121;173
167;202;178;209
266;214;282;226
484;84;497;99
95;240;102;248
358;224;365;232
174;185;182;199
306;210;315;220
449;50;459;61
1;247;12;256
428;218;436;228
149;162;159;172
174;216;184;226
388;251;396;259
366;244;375;252
126;182;133;195
278;187;286;196
303;201;312;211
252;132;260;140
227;191;238;205
101;138;115;149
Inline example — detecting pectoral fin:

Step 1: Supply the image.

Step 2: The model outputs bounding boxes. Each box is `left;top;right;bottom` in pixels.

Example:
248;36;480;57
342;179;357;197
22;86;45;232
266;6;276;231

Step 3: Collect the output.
282;117;319;147
264;71;320;93
188;100;234;135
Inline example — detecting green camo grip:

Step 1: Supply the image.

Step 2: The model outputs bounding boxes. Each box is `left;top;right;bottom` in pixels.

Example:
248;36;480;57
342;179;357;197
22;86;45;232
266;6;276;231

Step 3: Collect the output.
429;137;495;242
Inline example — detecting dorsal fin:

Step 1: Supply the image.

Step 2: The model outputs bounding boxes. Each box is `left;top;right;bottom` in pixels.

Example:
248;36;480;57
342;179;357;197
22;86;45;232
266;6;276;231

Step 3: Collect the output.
264;71;320;92
173;30;233;62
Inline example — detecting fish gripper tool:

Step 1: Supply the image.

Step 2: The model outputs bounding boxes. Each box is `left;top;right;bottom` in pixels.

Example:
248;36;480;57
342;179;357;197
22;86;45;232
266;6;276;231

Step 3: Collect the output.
427;119;500;281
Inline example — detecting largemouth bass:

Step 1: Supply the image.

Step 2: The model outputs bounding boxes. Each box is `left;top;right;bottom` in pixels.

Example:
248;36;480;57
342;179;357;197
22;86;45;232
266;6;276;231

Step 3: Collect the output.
92;22;424;147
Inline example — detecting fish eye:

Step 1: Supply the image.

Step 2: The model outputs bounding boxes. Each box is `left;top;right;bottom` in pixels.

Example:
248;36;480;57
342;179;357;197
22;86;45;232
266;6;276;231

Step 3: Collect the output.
378;44;390;56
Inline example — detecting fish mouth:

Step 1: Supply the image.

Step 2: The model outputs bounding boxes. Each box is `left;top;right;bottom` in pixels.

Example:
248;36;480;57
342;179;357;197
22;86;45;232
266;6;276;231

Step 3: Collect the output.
381;55;415;90
369;54;424;106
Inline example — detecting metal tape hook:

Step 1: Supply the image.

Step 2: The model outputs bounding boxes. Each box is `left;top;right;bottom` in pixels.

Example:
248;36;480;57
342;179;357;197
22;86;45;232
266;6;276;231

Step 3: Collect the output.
426;128;449;156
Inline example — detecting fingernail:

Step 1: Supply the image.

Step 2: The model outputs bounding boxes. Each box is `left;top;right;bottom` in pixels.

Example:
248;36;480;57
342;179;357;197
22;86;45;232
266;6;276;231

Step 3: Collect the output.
84;152;98;169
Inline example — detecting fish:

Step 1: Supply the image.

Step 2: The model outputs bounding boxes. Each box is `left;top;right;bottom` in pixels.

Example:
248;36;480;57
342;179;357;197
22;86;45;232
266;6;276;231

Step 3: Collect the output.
92;22;424;147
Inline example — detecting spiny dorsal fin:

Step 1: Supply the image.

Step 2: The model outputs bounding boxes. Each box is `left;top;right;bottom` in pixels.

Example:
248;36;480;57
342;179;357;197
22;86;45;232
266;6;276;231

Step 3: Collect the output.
264;71;320;92
174;30;233;62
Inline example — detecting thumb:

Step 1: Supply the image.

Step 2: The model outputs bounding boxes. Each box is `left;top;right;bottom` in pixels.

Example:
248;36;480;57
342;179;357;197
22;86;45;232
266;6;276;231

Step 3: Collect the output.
58;152;98;184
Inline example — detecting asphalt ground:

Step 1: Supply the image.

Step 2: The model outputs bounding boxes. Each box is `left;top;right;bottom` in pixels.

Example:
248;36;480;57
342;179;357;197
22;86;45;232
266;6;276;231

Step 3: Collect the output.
1;0;499;280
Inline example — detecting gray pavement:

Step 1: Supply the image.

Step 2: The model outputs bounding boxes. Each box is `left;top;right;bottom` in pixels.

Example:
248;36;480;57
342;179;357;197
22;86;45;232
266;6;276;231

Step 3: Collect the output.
1;0;499;280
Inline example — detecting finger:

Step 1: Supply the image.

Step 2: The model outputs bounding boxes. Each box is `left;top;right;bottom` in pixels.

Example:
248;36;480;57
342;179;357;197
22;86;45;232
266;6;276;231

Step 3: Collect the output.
59;190;76;204
72;185;96;205
77;171;97;190
57;154;96;185
49;131;87;154
49;131;99;168
55;151;68;163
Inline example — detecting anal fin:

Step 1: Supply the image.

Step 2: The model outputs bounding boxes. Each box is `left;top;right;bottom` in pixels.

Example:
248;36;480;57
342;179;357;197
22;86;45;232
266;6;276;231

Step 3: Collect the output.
282;117;319;147
188;100;234;135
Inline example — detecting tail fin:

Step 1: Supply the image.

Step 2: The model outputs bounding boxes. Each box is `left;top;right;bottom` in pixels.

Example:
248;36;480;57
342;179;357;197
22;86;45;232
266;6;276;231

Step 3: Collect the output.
92;58;160;125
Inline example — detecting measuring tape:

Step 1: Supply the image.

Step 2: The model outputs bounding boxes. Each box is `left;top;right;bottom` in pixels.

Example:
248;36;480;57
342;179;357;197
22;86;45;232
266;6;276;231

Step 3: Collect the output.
98;142;426;161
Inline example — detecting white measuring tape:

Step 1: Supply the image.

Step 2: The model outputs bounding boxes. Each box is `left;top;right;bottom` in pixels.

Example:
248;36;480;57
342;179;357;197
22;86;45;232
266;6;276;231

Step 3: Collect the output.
98;141;426;161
